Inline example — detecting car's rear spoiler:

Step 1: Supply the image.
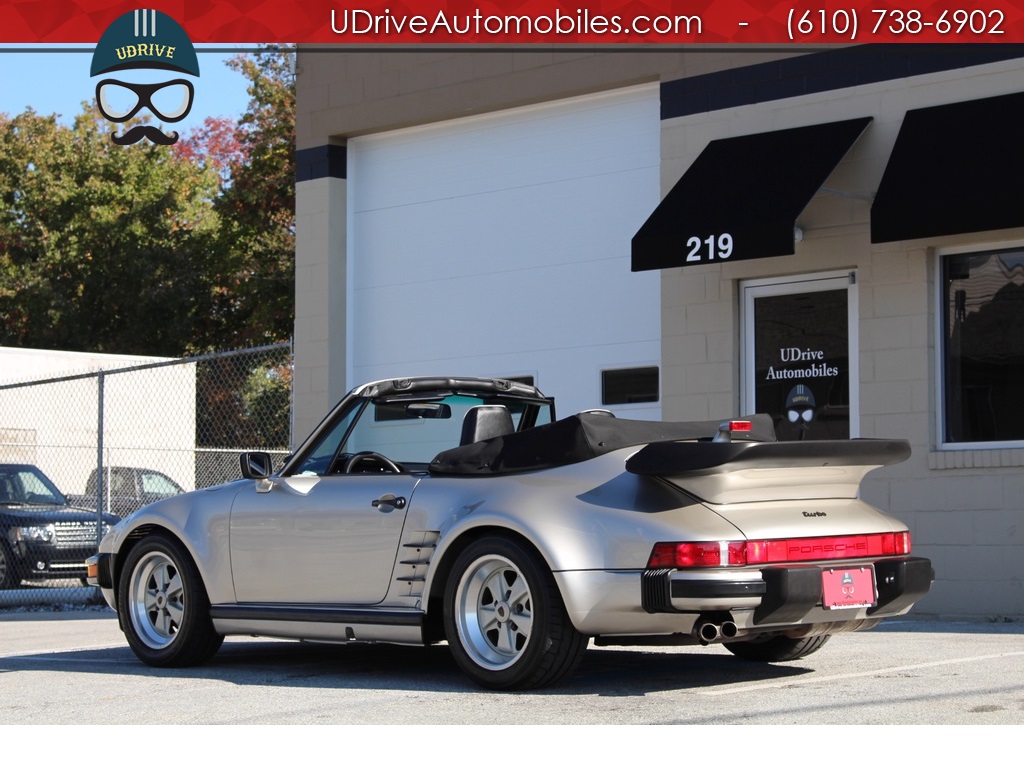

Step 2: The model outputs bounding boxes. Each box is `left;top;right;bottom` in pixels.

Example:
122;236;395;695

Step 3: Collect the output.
625;439;911;504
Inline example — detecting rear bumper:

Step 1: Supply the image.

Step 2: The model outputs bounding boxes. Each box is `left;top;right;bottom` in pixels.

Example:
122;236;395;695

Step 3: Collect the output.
642;556;934;623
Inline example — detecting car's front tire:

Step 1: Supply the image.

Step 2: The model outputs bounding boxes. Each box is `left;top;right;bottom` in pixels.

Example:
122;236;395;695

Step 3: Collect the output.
118;533;223;667
443;536;588;690
724;633;831;662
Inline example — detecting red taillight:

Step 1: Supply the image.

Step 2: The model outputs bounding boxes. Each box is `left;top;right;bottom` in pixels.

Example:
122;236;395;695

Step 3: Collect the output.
648;531;912;568
648;542;724;568
713;420;754;443
893;530;912;554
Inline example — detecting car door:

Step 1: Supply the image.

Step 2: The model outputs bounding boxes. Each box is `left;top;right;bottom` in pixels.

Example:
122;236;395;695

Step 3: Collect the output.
228;472;418;605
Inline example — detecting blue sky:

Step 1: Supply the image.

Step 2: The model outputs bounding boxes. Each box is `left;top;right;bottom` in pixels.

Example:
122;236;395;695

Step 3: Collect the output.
0;45;255;135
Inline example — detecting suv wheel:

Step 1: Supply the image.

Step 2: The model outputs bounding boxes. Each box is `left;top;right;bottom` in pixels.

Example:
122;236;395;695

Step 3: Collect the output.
0;540;19;590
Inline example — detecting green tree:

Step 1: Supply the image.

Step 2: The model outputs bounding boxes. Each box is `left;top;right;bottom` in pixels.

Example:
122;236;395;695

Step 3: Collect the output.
0;108;222;355
0;48;296;357
183;49;297;458
211;46;296;348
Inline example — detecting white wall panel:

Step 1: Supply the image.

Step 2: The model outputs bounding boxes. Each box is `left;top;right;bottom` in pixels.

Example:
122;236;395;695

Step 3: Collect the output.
348;85;661;417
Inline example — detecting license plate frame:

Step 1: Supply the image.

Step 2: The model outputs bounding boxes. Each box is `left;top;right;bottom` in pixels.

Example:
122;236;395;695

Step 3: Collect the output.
822;566;876;610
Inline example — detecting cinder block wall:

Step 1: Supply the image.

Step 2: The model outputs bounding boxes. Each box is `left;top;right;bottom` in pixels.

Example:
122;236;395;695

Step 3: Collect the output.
657;60;1024;619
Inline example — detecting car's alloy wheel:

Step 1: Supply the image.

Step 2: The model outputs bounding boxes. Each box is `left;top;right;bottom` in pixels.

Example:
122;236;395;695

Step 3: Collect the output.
118;534;223;667
455;553;533;670
444;536;587;690
127;549;185;649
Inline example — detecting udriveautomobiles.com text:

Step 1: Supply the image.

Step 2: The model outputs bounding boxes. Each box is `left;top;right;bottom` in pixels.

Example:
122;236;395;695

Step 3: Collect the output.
330;8;704;37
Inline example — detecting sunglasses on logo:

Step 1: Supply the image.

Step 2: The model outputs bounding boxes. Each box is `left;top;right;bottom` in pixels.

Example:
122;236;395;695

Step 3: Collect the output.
96;79;194;123
787;408;815;423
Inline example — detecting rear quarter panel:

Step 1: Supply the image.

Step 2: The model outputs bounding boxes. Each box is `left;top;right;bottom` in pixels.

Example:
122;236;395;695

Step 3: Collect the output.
413;449;743;577
412;447;911;605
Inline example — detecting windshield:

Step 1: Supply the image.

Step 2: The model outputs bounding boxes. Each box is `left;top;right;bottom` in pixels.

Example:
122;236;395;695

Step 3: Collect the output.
291;391;553;475
0;465;68;506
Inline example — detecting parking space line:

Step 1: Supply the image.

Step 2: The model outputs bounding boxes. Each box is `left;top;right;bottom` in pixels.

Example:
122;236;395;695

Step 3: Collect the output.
698;650;1024;695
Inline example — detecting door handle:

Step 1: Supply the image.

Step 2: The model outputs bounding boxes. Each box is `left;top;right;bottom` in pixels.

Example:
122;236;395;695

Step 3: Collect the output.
372;494;406;510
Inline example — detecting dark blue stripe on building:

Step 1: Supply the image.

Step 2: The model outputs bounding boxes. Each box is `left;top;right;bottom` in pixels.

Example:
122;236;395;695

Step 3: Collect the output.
296;144;347;182
661;44;1024;120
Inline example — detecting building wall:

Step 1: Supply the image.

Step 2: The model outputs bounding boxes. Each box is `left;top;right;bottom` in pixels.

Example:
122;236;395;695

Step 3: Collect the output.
295;45;1024;619
656;58;1024;619
295;48;794;149
293;48;794;436
294;175;348;442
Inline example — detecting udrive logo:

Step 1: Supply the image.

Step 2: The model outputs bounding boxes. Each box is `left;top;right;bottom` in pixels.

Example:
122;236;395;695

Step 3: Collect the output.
90;9;201;145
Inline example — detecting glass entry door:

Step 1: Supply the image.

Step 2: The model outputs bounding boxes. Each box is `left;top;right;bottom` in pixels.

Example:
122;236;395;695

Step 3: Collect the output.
741;272;858;440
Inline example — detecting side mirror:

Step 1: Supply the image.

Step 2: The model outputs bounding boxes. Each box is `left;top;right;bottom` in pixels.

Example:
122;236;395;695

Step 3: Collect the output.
240;451;273;480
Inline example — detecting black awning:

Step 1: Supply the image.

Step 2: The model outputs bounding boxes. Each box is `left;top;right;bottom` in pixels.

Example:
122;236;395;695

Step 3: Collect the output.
631;117;872;272
871;91;1024;244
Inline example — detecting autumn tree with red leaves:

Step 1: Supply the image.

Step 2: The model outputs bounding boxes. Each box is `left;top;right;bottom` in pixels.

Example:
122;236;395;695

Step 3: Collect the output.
173;115;246;177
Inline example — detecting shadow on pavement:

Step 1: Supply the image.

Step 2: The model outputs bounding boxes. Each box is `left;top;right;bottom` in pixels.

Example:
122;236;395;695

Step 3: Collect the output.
0;636;813;696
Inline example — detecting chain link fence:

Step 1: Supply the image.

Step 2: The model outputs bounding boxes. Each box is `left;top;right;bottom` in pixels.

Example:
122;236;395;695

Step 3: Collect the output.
0;343;292;607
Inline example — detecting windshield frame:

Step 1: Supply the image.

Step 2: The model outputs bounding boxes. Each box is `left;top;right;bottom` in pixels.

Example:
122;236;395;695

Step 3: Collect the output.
282;386;554;477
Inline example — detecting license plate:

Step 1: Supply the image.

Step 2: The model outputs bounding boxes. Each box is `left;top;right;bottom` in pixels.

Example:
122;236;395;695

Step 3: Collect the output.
822;566;876;609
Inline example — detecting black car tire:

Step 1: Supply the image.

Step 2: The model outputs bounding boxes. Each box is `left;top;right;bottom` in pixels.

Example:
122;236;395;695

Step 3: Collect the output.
118;533;223;667
724;633;832;662
0;539;19;590
443;536;588;690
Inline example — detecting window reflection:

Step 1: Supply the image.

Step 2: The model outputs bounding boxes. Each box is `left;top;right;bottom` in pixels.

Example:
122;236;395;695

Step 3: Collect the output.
943;248;1024;443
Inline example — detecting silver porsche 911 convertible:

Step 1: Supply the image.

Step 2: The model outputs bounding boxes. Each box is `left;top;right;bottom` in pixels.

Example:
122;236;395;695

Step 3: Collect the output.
88;376;933;690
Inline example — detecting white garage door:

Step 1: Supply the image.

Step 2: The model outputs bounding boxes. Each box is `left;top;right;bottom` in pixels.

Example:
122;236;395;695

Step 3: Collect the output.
348;84;661;417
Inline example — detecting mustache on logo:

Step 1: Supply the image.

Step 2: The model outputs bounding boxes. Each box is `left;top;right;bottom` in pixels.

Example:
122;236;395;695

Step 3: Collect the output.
111;125;179;145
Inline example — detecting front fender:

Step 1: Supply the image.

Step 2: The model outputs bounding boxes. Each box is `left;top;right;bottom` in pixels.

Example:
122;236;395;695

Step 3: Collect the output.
104;480;245;605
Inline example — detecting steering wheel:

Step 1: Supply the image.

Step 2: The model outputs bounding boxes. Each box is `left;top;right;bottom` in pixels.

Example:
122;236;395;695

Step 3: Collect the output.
343;451;402;474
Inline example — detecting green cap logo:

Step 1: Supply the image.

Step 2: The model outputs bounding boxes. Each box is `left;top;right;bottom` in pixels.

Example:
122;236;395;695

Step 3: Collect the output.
91;10;200;145
91;9;200;77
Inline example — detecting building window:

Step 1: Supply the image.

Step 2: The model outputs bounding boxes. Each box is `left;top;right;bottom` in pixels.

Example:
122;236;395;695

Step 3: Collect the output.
602;367;659;405
942;247;1024;444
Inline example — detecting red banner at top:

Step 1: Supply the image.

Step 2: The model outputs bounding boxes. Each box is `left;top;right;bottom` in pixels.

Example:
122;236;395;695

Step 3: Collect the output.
2;0;1024;44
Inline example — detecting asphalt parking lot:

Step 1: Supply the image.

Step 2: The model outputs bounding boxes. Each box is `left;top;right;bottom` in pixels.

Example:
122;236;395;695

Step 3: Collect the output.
1;607;1022;730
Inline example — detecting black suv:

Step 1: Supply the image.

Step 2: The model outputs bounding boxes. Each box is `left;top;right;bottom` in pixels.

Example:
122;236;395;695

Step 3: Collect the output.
0;463;119;589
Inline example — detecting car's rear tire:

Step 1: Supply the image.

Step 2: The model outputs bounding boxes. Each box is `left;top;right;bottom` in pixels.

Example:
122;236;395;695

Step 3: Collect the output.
118;533;223;667
0;539;19;590
443;536;588;690
724;633;831;662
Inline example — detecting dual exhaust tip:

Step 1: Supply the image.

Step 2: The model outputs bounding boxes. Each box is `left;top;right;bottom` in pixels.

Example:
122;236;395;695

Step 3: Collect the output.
695;619;738;644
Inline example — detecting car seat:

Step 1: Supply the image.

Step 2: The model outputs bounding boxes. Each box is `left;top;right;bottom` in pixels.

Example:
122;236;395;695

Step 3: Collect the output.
460;405;515;445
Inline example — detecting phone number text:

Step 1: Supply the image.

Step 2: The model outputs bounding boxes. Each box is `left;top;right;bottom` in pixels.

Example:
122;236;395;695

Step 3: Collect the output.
787;8;1006;41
